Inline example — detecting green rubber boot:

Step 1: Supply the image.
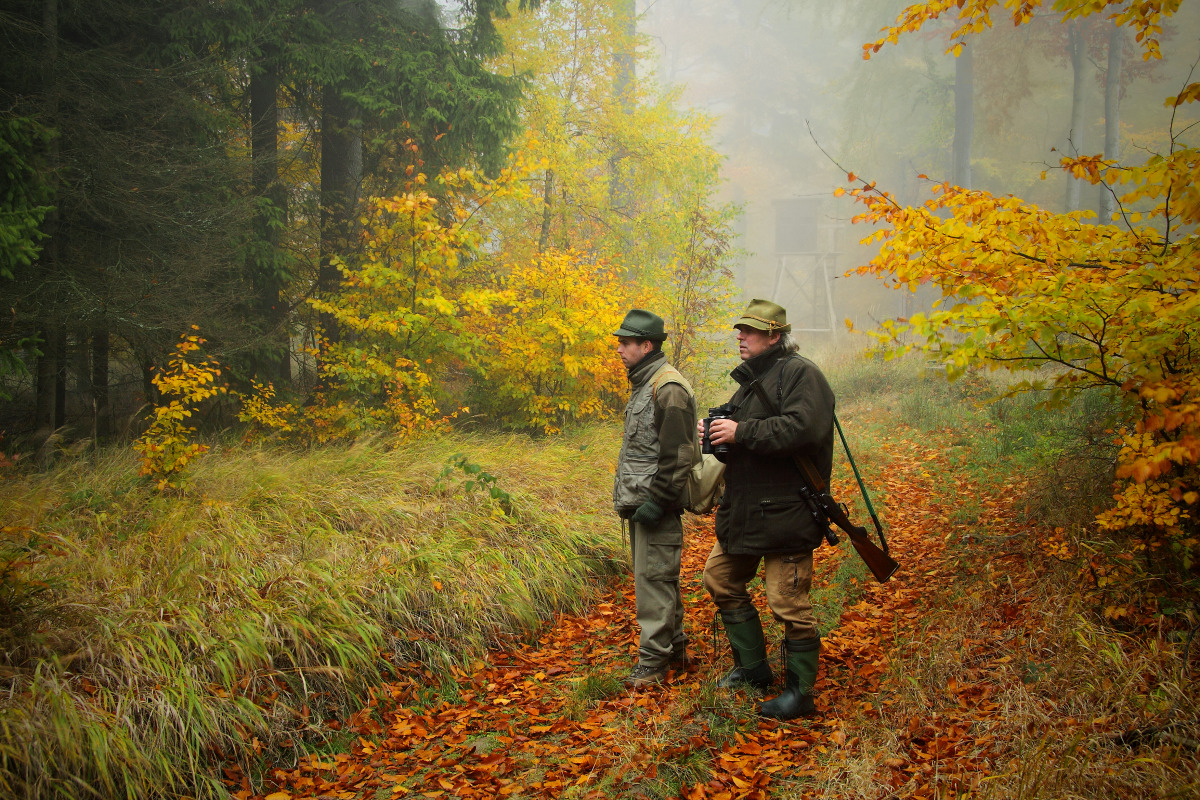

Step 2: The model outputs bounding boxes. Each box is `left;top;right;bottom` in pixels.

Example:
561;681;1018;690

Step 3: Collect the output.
716;606;774;690
760;637;819;719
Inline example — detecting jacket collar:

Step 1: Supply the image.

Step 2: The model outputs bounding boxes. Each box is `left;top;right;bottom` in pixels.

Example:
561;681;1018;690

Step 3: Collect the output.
730;343;788;386
627;349;666;388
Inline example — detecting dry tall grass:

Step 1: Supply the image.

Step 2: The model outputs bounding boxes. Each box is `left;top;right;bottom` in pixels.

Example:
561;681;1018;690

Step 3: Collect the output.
0;428;624;799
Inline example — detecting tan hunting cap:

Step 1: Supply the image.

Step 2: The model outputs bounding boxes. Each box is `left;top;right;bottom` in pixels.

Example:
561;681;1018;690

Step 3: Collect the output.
734;298;791;333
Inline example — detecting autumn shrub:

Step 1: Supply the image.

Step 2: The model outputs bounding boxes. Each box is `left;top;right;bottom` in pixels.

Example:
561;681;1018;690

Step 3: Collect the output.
304;172;498;441
283;160;654;438
464;247;630;434
0;426;624;800
133;327;225;490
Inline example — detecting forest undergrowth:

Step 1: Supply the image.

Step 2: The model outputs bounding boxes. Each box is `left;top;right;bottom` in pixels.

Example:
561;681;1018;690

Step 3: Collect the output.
235;354;1199;800
2;353;1198;799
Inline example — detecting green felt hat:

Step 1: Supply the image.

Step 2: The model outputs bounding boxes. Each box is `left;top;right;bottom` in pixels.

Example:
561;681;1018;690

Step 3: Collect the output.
734;298;791;333
613;309;667;341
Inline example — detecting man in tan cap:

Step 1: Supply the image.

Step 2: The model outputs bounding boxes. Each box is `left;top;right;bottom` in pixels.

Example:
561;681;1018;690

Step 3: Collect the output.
612;309;698;687
698;299;835;719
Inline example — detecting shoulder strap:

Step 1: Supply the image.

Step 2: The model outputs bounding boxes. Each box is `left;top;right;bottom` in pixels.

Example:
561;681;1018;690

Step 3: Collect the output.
746;360;791;419
834;414;889;554
650;363;693;400
772;352;807;406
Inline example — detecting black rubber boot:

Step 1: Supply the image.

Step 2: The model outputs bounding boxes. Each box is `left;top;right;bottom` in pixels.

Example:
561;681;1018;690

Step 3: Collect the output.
715;606;773;690
760;636;819;720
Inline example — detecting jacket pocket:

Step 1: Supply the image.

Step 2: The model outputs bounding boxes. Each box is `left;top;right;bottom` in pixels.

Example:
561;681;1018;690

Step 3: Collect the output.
623;455;656;477
626;393;655;446
614;455;657;510
739;488;825;554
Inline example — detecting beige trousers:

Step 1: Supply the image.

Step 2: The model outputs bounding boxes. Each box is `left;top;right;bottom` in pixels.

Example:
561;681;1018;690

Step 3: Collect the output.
702;540;819;641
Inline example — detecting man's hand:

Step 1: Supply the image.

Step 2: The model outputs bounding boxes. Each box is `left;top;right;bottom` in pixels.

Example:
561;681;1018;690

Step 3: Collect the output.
630;499;664;526
702;417;737;446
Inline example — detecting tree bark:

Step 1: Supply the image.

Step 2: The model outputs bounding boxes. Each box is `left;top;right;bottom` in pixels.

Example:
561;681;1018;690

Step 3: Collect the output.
952;42;974;189
34;326;56;436
54;328;66;427
250;50;290;383
1064;20;1086;212
33;0;61;443
141;358;157;407
317;84;363;348
1100;22;1124;223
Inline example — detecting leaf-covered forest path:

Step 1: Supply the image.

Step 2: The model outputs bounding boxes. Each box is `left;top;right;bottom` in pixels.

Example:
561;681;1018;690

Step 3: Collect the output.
239;434;1038;800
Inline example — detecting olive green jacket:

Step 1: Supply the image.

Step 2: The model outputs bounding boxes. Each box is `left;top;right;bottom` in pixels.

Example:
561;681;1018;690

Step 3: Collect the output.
613;351;697;515
714;345;835;555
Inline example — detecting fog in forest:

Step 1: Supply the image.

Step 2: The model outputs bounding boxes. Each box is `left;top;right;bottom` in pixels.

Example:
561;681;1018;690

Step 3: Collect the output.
638;0;1200;336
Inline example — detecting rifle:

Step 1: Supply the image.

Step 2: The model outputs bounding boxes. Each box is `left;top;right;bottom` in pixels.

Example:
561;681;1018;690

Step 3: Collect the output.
792;455;899;584
747;378;900;584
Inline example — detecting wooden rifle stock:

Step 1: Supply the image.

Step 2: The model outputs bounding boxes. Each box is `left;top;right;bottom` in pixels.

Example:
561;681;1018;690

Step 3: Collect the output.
841;520;900;584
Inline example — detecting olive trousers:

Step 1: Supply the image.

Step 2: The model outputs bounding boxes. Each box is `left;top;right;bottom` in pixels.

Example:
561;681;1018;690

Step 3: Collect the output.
702;540;819;641
630;513;687;667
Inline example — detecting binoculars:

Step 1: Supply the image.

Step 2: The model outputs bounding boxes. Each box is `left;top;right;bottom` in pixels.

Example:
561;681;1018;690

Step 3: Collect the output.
701;404;733;460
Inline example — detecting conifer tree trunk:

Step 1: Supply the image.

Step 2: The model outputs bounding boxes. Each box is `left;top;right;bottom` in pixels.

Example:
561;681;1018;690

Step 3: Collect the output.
250;52;290;382
317;86;363;348
33;0;61;443
34;326;55;435
53;330;66;427
92;326;109;438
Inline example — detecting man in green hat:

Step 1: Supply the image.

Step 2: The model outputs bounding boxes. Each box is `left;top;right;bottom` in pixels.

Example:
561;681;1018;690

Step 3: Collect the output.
698;299;835;719
612;309;698;687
